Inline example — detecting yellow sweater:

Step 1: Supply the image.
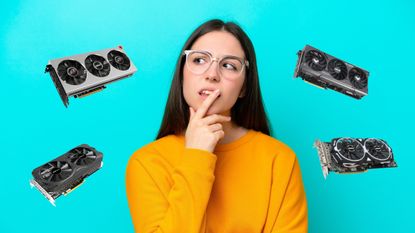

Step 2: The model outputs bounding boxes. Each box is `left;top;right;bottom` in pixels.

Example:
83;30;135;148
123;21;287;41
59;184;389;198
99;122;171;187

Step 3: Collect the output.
126;129;308;233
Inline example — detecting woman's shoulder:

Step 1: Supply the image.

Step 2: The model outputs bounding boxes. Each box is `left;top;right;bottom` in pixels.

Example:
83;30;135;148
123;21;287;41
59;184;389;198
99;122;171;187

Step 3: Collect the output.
129;134;183;164
252;130;297;161
250;131;301;179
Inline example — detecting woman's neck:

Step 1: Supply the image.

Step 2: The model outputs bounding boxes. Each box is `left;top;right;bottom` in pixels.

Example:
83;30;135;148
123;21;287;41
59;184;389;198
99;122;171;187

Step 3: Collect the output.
217;120;248;145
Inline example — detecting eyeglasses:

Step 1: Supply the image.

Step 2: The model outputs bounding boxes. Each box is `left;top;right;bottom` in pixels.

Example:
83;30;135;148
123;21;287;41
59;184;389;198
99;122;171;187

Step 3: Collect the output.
183;50;249;80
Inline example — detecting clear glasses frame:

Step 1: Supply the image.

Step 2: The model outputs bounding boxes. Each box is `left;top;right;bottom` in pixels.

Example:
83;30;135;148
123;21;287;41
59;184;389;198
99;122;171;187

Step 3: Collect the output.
183;50;249;79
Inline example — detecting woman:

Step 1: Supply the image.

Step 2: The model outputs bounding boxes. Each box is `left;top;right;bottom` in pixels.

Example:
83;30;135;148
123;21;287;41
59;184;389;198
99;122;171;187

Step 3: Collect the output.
126;19;308;233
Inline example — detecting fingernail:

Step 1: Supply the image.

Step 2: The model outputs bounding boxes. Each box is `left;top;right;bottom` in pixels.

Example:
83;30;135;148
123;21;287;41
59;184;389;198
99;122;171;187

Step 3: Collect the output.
215;89;220;93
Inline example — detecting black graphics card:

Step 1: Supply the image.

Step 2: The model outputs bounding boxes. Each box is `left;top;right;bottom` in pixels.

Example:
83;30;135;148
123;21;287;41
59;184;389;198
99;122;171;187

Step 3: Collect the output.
45;45;137;107
314;138;397;178
294;45;369;99
30;144;103;206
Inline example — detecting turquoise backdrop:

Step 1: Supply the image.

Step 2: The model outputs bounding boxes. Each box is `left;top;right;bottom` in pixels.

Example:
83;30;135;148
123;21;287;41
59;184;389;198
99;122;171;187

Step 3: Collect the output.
1;0;414;232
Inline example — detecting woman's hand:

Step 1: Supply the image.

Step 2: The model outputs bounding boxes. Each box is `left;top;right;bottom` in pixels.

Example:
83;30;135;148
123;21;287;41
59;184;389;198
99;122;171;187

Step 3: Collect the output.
185;89;231;153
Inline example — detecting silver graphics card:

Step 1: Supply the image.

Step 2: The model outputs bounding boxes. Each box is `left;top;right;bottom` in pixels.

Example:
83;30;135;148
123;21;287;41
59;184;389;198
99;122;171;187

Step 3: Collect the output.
314;138;397;179
294;45;369;99
45;45;137;107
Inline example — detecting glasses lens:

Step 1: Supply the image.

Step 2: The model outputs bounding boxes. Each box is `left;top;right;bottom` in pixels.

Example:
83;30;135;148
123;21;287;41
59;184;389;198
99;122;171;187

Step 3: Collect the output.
187;51;212;74
219;57;244;79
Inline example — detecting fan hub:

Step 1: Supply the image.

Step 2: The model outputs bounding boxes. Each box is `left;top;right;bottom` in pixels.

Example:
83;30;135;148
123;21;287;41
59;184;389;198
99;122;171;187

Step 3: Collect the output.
92;61;104;70
334;67;341;73
51;167;61;174
115;56;124;64
346;145;355;151
67;67;79;77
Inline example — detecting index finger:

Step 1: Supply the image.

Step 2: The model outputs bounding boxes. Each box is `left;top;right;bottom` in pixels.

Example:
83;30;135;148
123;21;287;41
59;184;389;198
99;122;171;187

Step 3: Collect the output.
194;89;221;119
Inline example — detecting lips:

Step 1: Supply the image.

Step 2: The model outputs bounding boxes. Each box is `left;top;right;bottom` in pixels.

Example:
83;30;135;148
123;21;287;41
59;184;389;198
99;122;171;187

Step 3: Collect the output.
198;88;221;97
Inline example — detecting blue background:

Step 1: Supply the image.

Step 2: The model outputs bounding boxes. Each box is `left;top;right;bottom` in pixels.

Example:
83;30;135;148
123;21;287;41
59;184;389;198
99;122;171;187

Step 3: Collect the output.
1;0;414;232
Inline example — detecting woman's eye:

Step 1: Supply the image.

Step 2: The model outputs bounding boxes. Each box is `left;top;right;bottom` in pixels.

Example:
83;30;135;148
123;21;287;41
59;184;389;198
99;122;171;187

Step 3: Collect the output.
223;63;237;71
193;57;206;64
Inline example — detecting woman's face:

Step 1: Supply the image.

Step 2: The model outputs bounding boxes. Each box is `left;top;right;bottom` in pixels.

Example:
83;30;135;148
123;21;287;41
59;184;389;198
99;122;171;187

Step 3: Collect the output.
183;30;247;116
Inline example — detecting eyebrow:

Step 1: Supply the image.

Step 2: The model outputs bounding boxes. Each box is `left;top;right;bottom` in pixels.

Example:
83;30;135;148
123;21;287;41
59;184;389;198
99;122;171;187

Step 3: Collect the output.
191;49;246;60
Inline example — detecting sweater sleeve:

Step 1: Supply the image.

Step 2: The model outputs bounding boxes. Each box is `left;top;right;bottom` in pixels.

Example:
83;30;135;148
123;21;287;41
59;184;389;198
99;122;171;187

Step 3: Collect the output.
126;147;217;233
263;147;308;233
271;156;308;232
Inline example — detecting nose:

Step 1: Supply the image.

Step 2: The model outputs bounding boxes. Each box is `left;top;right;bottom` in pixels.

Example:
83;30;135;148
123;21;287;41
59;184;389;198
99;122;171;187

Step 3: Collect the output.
205;60;220;81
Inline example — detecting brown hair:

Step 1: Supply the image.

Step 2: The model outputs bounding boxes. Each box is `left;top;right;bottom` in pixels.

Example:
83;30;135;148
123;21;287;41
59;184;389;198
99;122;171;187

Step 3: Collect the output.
156;19;272;139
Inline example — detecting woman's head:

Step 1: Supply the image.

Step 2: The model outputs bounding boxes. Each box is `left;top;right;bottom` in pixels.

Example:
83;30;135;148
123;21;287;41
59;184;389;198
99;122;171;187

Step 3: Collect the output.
183;30;248;117
156;19;271;139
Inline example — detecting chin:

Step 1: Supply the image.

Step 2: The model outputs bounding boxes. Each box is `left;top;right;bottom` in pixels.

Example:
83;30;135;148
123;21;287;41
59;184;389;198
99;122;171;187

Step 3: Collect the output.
195;104;218;115
208;107;231;117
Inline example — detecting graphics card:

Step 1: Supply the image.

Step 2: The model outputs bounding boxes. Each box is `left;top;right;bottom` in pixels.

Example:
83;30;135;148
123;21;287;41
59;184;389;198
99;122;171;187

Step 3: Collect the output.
294;45;369;99
45;45;137;107
314;138;397;178
30;144;103;206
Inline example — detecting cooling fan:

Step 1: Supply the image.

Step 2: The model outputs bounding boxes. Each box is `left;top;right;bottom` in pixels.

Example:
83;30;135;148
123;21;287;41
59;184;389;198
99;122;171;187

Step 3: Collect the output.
85;54;111;77
294;44;369;99
314;138;397;178
349;67;368;89
68;147;98;166
45;45;137;107
57;60;87;85
304;50;327;71
39;161;73;182
327;59;348;80
30;144;103;206
108;50;131;71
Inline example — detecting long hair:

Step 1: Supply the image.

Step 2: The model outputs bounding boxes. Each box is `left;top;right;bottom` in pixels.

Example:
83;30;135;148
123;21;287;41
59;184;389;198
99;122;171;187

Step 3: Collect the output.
156;19;272;139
